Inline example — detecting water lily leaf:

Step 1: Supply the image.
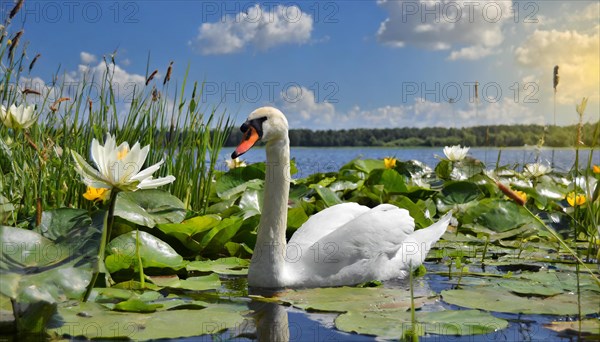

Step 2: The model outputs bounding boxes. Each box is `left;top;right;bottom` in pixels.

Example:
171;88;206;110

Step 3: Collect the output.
36;208;91;240
0;212;101;333
48;302;247;340
287;206;309;230
461;199;539;232
544;319;600;336
335;309;508;338
186;258;249;275
309;185;343;207
390;196;433;228
114;190;185;228
341;158;384;174
199;217;244;255
441;286;600;315
113;297;163;313
238;189;263;219
148;274;221;291
277;287;434;313
366;169;408;193
441;181;483;204
105;231;185;273
216;169;264;199
157;215;222;251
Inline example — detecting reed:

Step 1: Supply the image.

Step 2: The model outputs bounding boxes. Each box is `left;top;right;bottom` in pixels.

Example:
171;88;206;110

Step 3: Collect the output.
0;24;233;226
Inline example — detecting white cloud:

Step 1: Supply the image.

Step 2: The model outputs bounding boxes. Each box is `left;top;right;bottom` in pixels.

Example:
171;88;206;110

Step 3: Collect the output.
191;4;313;55
79;51;97;64
448;46;495;61
377;0;511;60
279;87;538;129
280;86;336;127
515;29;600;104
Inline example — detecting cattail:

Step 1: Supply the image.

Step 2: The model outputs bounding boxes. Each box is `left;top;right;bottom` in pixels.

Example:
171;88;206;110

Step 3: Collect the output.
553;65;559;92
146;69;158;86
50;97;70;112
152;88;160;101
22;88;41;96
88;98;93;114
29;53;41;73
8;29;23;58
9;0;24;20
496;182;526;206
163;61;173;85
474;81;479;102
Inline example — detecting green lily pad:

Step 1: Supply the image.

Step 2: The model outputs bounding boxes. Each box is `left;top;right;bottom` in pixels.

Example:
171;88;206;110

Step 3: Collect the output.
461;199;540;232
105;231;185;273
441;181;484;204
287;206;309;230
441;286;600;315
309;185;343;207
113;297;163;313
48;301;247;340
276;286;434;313
239;189;263;219
114;190;186;228
149;274;221;291
544;319;600;336
186;258;249;275
157;215;222;251
336;309;508;338
366;169;408;193
37;208;92;240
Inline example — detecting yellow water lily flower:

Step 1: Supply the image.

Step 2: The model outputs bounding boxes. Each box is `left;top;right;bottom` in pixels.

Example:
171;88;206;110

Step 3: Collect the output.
0;103;37;129
593;165;600;174
443;145;469;161
566;192;586;206
71;134;175;192
384;157;397;169
83;186;110;202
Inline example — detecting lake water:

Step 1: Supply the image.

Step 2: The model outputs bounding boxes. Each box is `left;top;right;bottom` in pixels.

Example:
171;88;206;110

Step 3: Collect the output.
218;146;599;177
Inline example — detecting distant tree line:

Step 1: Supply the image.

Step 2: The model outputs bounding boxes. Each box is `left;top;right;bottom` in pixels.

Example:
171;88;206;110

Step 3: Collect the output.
223;122;598;148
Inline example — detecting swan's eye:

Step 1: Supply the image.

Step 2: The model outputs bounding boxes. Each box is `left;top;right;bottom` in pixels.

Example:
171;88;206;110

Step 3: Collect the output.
240;122;250;133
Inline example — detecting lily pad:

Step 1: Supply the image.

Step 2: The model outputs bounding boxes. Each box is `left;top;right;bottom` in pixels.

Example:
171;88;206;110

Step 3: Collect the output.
276;286;434;313
441;286;600;315
48;301;247;340
105;231;185;273
149;274;221;291
114;190;186;228
157;215;222;251
544;319;600;336
335;309;508;338
186;258;249;275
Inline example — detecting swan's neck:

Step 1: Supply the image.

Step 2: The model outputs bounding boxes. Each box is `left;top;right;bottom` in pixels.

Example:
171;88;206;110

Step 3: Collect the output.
249;136;290;288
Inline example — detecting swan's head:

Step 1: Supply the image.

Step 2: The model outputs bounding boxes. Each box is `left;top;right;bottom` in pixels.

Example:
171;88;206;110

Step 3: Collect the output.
232;107;288;158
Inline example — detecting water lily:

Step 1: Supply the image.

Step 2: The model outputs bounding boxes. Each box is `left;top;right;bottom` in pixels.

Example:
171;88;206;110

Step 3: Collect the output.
71;134;175;192
443;145;469;161
83;186;110;202
523;163;551;178
0;103;37;129
593;165;600;174
225;157;247;170
566;192;586;206
383;157;397;169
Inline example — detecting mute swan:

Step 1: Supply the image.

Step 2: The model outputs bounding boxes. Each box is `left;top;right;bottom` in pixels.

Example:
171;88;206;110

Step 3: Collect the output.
232;107;452;288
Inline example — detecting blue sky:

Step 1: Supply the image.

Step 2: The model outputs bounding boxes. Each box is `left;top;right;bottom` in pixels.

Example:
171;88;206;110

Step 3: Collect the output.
4;0;599;129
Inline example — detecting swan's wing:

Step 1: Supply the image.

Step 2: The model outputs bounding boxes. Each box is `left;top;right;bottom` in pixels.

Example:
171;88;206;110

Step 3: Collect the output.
395;211;452;267
297;204;415;277
288;202;370;250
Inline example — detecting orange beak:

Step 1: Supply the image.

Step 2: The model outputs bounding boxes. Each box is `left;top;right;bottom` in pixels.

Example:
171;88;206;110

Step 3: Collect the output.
232;126;260;158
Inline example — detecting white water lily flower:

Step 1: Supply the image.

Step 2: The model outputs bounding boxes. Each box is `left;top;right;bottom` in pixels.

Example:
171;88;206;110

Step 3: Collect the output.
0;103;37;129
71;134;175;192
523;163;551;178
443;145;469;161
225;157;247;169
